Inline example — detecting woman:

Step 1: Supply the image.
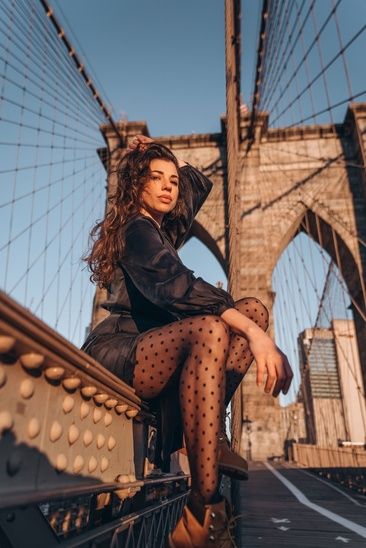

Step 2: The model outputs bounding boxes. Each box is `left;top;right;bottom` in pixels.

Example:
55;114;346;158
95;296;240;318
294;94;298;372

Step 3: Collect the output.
82;135;293;547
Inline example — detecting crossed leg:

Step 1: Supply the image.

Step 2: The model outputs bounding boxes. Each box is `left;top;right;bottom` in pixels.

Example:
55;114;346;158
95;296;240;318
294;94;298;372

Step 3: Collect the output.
133;315;230;503
132;298;268;506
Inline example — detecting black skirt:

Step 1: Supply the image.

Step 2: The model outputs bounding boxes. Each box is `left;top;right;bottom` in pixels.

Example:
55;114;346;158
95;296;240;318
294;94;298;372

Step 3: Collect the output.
81;314;152;386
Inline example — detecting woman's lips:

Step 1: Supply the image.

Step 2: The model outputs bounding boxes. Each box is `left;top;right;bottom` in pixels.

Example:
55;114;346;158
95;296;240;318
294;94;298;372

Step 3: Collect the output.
159;196;172;203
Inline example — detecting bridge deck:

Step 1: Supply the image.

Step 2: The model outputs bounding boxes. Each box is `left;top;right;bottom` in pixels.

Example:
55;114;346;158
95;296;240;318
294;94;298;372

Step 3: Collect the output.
233;463;366;547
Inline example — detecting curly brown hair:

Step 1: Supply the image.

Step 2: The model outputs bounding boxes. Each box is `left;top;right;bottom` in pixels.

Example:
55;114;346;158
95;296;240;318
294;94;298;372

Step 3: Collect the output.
84;142;188;288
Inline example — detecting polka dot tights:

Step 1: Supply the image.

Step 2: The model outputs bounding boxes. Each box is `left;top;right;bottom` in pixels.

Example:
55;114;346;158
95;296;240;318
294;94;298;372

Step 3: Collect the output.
132;298;268;505
133;315;230;503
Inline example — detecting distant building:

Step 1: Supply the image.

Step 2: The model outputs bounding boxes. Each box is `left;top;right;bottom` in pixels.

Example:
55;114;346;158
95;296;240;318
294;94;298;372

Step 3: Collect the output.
298;320;366;447
281;400;307;458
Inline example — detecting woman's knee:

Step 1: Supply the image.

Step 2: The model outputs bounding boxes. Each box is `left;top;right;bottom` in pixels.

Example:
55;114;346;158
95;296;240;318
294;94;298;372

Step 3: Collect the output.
234;297;269;331
188;315;230;352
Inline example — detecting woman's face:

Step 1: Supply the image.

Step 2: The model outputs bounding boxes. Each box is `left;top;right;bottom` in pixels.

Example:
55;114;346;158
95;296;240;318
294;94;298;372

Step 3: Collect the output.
140;159;179;223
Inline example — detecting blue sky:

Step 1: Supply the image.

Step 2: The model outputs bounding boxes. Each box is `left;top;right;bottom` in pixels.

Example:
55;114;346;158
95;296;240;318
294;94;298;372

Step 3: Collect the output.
53;0;260;136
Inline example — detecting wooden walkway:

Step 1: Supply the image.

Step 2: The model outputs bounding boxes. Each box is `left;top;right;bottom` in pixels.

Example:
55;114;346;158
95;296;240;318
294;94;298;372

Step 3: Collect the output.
232;462;366;547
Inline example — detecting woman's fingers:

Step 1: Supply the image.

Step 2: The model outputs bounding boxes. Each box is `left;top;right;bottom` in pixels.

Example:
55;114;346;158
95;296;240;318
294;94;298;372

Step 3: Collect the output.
256;357;266;388
272;355;293;397
135;135;153;145
272;361;287;397
264;361;277;394
256;354;293;397
127;135;154;151
256;356;281;394
252;337;293;397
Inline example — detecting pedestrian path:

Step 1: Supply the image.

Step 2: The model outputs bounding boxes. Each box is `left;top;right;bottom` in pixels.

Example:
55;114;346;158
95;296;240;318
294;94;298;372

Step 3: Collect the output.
233;462;366;547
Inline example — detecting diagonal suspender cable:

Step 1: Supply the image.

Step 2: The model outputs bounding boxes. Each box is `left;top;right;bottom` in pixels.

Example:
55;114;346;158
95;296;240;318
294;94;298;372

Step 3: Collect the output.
38;0;123;148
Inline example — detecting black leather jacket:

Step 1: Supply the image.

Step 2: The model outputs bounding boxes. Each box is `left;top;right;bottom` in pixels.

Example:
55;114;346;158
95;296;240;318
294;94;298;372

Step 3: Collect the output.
102;163;234;331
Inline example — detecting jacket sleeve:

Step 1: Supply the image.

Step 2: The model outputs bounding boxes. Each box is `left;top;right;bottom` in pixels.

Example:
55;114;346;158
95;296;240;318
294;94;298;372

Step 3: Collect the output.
162;164;213;249
120;218;234;318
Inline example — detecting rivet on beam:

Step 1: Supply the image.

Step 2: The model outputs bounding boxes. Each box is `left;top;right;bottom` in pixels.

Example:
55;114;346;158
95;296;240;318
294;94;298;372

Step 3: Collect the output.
104;412;113;427
126;407;138;419
107;436;116;451
20;352;44;371
28;417;41;439
0;336;16;354
116;474;130;484
80;401;90;420
55;454;68;472
83;429;93;447
81;386;97;398
94;393;108;404
115;403;128;414
7;451;22;476
20;379;35;399
0;411;13;433
68;424;80;445
45;366;65;382
88;456;98;473
73;455;84;473
62;395;75;414
63;377;81;391
96;434;105;449
100;457;109;473
49;420;63;442
93;408;103;424
105;398;118;409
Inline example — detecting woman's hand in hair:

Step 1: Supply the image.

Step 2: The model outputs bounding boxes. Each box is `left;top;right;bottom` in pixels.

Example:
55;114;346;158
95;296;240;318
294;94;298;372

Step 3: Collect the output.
127;134;188;167
127;134;154;152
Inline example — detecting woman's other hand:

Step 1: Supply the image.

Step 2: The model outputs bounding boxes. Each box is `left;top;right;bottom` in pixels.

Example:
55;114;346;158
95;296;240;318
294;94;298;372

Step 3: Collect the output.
221;307;293;397
127;134;153;152
246;327;293;397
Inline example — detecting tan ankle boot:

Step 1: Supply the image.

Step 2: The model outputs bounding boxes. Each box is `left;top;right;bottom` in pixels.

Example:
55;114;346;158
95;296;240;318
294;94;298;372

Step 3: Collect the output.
218;433;249;481
168;497;236;547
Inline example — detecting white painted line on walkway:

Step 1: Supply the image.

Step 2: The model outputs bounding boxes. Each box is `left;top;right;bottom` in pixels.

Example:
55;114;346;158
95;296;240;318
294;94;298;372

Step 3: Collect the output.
294;466;365;507
265;462;366;539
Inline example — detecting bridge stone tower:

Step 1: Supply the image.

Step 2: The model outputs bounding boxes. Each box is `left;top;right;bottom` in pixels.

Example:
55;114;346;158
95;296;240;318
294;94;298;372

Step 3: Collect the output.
93;102;366;461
